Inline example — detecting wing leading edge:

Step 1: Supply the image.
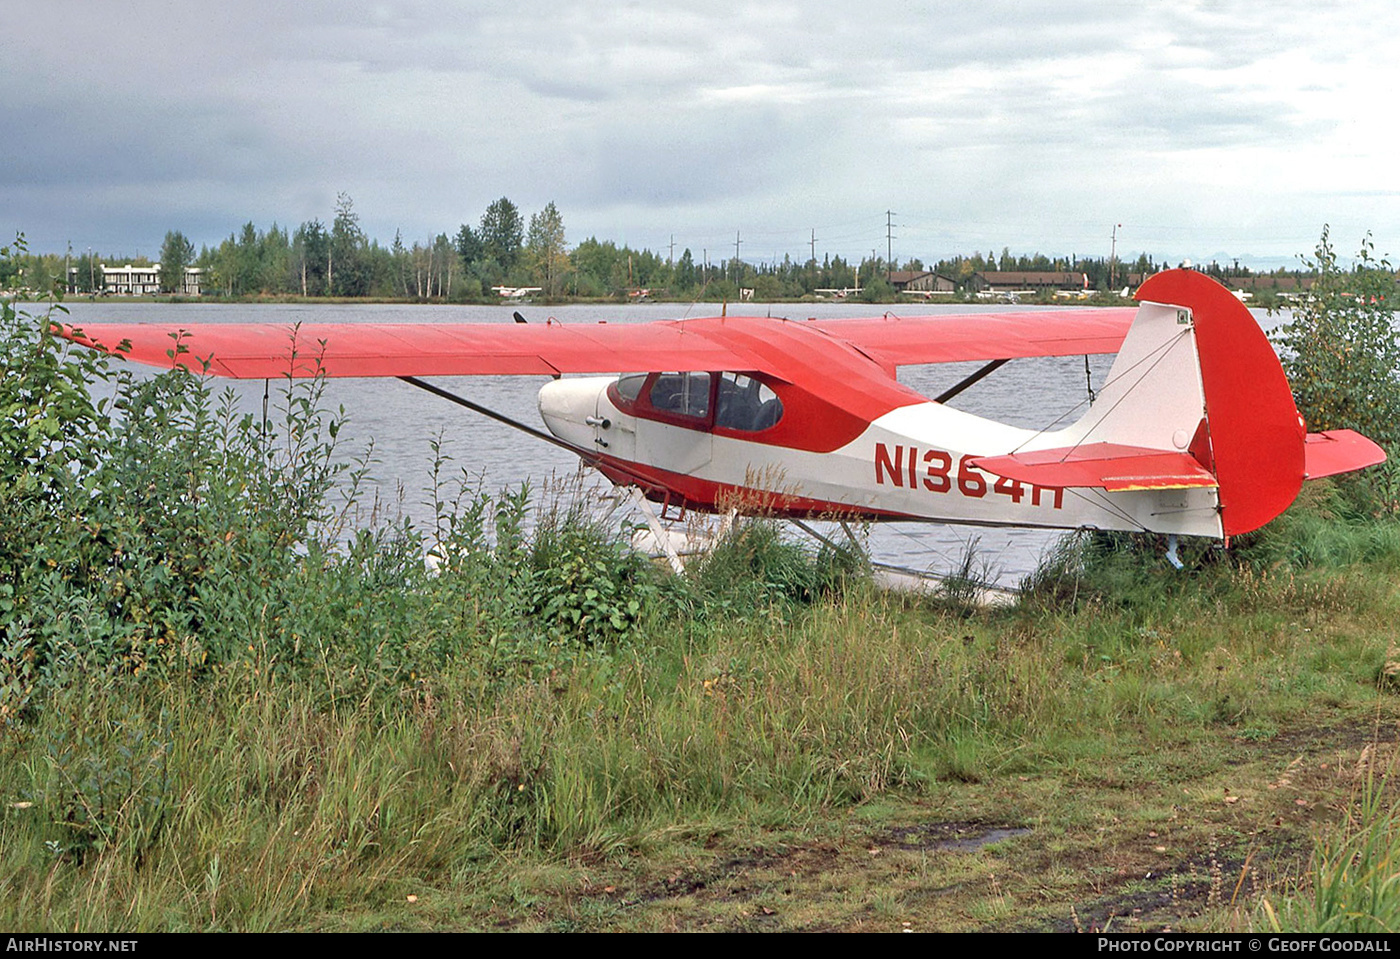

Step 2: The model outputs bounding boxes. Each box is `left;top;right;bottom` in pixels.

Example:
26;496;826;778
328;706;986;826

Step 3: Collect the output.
57;321;754;379
56;308;1139;381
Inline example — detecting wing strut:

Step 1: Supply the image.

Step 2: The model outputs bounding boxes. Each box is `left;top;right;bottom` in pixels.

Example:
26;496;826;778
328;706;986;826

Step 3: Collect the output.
396;376;689;509
398;375;592;459
934;358;1010;404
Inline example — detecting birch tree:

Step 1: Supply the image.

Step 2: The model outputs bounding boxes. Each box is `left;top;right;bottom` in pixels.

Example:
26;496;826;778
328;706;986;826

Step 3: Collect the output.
526;201;567;296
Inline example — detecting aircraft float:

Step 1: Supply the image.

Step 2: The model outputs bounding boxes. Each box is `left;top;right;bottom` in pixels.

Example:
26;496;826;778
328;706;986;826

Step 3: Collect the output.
58;269;1385;554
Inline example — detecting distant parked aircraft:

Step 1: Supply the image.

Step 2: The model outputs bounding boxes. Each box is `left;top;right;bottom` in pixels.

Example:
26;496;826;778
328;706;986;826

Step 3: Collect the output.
492;286;543;299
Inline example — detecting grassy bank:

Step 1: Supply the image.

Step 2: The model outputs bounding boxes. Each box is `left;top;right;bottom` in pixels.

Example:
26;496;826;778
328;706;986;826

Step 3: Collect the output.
4;504;1400;931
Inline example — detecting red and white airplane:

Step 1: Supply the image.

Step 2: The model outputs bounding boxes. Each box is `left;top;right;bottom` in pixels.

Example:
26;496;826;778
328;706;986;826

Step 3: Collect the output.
58;269;1384;544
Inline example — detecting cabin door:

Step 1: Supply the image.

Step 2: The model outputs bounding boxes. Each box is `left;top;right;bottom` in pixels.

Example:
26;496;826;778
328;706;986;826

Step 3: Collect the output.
635;420;712;475
595;386;635;462
634;371;713;475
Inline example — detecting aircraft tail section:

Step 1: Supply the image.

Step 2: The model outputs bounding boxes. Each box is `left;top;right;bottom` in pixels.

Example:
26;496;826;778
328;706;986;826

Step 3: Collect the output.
971;443;1217;494
973;269;1383;537
1135;270;1304;536
1304;429;1387;480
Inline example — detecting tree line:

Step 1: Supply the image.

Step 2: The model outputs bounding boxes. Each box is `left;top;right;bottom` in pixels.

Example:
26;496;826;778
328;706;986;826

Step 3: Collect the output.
169;194;566;300
0;200;1344;302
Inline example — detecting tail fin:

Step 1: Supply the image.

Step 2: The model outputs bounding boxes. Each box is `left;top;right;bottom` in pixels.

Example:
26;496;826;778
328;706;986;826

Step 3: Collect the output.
975;269;1312;536
1136;270;1304;536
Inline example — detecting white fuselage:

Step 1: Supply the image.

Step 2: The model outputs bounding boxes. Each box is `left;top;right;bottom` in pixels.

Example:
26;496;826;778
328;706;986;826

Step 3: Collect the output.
538;380;1223;537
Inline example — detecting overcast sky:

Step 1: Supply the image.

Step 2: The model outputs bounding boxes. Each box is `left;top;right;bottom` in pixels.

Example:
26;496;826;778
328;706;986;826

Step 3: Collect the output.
5;0;1398;269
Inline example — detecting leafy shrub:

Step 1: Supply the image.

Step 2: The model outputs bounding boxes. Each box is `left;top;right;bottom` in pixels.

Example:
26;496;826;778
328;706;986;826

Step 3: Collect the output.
1275;228;1400;451
1274;228;1400;512
420;466;672;683
688;518;865;612
0;261;352;715
524;501;658;645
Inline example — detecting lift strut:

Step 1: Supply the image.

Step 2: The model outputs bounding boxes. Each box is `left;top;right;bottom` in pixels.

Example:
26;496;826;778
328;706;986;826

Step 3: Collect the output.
934;358;1010;404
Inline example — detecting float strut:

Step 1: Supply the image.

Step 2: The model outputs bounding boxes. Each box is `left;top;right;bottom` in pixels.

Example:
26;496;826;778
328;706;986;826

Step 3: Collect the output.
1165;535;1184;571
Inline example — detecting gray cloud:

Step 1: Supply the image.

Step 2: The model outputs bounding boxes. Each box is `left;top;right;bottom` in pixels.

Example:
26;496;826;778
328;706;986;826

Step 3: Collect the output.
4;0;1398;264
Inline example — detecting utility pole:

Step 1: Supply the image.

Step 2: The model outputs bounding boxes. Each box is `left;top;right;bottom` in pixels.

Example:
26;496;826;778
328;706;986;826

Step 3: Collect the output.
1110;223;1122;289
810;228;816;264
886;210;897;279
669;234;675;266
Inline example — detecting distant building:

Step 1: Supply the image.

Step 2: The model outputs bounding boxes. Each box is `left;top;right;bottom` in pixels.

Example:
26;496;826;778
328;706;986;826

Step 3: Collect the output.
887;270;957;294
968;271;1089;295
98;264;158;295
1224;275;1315;296
68;264;203;296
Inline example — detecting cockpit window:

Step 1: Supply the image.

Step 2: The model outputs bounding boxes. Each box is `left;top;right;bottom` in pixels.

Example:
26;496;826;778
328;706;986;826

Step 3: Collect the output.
613;370;780;431
648;372;711;418
716;372;783;431
616;372;647;404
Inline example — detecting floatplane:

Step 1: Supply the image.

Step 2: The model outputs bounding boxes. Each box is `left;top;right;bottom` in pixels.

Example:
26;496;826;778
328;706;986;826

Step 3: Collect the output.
58;269;1384;574
491;285;542;300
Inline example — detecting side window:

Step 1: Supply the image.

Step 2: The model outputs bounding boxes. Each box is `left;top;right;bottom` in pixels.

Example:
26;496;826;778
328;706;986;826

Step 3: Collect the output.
715;372;783;431
616;372;647;404
648;372;711;419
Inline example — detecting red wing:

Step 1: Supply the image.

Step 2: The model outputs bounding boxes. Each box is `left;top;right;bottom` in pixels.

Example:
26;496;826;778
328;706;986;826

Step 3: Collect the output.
808;308;1136;368
57;307;1137;381
57;320;759;379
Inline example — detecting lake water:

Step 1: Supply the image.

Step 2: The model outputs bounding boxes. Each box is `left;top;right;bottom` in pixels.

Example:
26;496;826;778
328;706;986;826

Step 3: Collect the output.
46;297;1278;586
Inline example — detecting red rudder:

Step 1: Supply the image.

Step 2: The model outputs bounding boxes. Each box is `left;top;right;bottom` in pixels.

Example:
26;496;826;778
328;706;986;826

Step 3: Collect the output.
1136;270;1304;536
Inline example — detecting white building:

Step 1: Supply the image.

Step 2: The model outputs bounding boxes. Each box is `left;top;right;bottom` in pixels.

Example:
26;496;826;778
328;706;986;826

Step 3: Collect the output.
68;264;203;296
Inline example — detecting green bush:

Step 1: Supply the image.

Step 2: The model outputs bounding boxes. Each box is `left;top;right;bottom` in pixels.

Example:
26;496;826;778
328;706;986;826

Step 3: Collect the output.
1275;228;1400;450
0;263;359;714
524;501;658;645
1274;228;1400;513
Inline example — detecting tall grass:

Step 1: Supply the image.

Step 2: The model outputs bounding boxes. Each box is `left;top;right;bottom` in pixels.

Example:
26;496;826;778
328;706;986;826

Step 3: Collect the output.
6;515;1391;930
1260;778;1400;933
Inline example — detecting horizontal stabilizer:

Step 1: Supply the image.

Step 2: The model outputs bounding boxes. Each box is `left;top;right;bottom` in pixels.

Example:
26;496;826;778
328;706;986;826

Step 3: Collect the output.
1304;430;1387;480
971;442;1218;492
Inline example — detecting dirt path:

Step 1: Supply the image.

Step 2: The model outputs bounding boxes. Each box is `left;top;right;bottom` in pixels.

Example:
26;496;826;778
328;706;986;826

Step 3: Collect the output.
490;716;1400;932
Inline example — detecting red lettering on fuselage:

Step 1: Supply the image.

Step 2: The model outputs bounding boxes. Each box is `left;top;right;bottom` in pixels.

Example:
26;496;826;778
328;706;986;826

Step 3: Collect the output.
874;442;904;487
873;443;1063;509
